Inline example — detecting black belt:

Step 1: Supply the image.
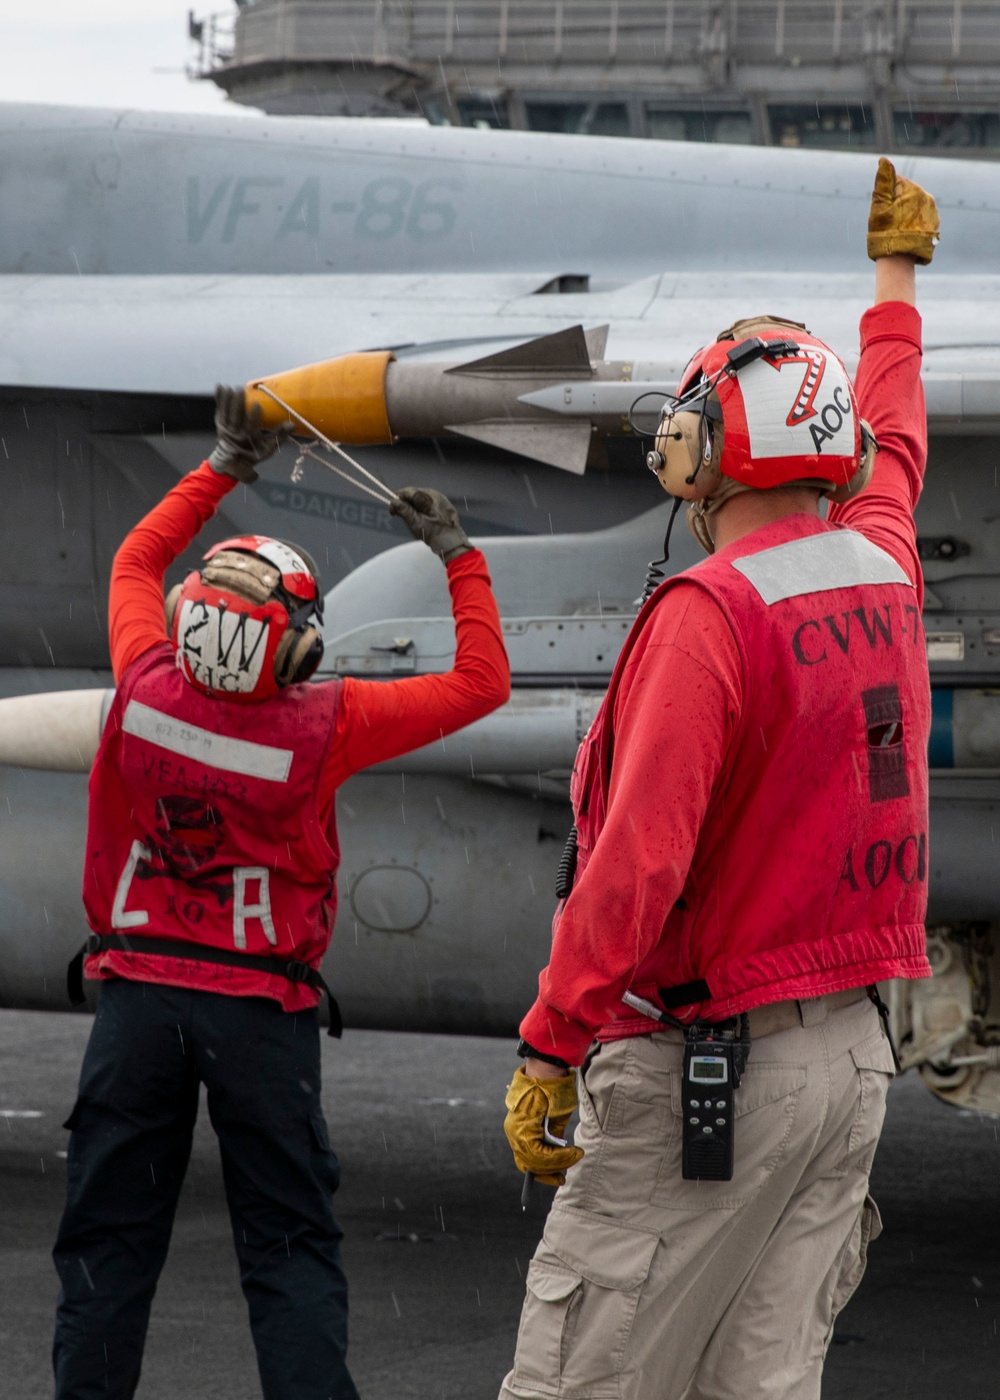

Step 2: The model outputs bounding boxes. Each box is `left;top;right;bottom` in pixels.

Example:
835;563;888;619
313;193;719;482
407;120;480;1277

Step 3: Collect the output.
68;933;342;1038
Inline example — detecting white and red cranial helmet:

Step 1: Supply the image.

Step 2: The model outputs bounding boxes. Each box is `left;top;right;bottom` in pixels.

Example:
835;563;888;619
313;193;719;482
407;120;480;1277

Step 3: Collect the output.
669;320;875;500
165;535;324;702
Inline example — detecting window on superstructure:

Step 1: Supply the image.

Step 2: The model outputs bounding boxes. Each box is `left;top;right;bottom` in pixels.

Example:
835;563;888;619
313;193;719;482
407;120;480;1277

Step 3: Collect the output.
767;103;875;149
646;109;753;144
894;111;1000;150
456;98;510;130
524;101;631;138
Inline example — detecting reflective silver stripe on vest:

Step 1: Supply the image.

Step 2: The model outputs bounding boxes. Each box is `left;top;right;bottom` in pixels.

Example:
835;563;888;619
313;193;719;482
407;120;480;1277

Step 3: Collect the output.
730;529;912;605
121;700;293;782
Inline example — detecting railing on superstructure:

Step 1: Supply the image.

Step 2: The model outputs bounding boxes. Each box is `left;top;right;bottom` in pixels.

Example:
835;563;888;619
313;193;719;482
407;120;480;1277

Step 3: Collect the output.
191;0;1000;73
188;1;1000;151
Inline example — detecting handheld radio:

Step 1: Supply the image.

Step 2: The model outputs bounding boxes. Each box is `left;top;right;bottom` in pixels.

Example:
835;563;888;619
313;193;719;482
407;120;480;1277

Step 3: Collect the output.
621;992;750;1183
682;1030;738;1181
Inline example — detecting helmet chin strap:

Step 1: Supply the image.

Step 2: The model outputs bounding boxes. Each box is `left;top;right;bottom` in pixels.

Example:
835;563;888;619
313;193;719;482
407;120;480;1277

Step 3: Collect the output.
686;477;754;555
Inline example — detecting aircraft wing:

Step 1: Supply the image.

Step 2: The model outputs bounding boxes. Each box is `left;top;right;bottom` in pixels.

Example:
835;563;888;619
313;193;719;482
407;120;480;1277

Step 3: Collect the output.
2;271;1000;436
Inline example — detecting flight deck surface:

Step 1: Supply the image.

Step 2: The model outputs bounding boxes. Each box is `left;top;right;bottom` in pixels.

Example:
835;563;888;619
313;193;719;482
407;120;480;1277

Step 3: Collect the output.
1;1012;997;1398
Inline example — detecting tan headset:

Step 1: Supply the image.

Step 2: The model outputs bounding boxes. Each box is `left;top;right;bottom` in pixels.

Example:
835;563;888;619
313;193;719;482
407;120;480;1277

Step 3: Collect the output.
165;550;324;690
648;311;879;507
647;394;726;501
647;400;878;505
273;625;324;687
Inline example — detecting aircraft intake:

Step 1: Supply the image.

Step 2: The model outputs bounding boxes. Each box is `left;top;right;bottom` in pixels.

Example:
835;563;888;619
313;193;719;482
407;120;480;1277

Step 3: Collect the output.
245;325;677;475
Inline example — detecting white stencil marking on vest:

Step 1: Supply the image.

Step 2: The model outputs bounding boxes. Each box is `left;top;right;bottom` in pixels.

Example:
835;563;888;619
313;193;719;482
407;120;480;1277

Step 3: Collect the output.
111;839;151;929
736;351;856;460
732;530;912;605
177;597;268;695
122;701;293;782
233;867;277;949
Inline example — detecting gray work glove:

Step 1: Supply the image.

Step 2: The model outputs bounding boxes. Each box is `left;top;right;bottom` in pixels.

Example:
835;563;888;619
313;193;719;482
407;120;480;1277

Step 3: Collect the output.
208;384;288;484
390;487;472;563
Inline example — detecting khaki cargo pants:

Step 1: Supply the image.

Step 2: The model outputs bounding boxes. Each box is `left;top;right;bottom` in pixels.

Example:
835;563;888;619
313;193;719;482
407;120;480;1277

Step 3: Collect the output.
499;993;894;1400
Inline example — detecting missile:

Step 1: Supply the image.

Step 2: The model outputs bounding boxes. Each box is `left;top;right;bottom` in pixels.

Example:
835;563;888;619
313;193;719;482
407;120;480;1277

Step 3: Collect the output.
246;324;678;475
244;329;1000;470
375;690;604;775
929;689;1000;768
4;688;1000;775
0;689;599;777
0;689;113;772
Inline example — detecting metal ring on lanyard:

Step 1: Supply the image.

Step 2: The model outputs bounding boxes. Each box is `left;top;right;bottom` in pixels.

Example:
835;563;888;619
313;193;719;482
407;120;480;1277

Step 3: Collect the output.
251;382;401;507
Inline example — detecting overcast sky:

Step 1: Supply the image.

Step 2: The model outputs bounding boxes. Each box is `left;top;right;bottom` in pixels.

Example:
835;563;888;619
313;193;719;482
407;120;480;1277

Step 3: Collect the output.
5;0;256;115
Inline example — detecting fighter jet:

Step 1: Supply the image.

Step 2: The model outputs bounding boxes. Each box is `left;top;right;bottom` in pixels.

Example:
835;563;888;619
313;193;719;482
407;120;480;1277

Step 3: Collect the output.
1;103;999;1115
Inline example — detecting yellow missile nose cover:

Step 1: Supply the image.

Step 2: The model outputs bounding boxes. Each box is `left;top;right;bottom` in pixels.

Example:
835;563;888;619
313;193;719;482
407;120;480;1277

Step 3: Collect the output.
246;349;396;444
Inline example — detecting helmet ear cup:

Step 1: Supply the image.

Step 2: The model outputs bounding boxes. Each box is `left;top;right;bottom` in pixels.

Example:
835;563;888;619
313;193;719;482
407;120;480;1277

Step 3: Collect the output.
825;420;878;505
273;625;324;688
652;409;724;501
165;583;182;636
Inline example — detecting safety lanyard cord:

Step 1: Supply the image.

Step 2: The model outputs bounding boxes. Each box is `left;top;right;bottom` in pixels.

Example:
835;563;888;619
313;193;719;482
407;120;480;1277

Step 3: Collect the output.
293;442;398;507
251;382;399;505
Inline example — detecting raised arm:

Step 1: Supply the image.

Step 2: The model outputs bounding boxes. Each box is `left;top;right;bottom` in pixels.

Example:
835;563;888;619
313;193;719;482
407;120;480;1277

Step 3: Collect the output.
828;159;940;600
108;386;288;681
109;465;236;682
873;254;916;308
326;489;510;783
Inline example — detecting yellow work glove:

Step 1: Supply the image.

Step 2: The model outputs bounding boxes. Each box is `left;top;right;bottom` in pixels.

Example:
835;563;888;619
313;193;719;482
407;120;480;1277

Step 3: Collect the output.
866;156;940;265
503;1066;585;1187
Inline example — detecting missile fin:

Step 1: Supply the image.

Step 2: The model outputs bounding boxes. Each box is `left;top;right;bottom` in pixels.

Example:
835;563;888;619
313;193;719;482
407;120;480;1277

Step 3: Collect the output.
584;325;610;360
447;420;591;474
447;325;593;378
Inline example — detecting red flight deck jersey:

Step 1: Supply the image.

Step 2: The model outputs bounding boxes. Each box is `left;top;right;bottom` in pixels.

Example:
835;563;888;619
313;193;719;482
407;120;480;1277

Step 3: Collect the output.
83;463;510;1011
521;302;933;1065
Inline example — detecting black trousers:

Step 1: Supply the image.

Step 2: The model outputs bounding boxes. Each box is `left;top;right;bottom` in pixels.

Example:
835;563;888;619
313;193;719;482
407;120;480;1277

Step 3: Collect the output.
52;979;360;1400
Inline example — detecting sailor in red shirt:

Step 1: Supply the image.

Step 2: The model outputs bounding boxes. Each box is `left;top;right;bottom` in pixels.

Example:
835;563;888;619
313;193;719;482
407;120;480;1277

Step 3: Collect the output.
52;389;509;1400
500;162;938;1400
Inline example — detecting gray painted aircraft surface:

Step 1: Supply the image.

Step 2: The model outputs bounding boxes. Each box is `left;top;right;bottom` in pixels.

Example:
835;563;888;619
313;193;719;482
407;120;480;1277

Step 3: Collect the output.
3;103;995;278
1;103;999;1114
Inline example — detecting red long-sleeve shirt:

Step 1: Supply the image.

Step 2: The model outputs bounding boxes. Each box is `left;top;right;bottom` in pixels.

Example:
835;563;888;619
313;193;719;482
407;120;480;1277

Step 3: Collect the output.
521;302;927;1063
108;462;510;832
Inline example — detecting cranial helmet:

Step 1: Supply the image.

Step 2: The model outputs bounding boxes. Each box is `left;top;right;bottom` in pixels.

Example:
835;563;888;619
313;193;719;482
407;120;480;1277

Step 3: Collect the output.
164;536;324;701
648;317;878;552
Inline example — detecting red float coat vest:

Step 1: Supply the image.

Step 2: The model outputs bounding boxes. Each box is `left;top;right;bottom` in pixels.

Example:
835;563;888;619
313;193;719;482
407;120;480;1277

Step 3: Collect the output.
82;641;342;1011
574;519;931;1029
